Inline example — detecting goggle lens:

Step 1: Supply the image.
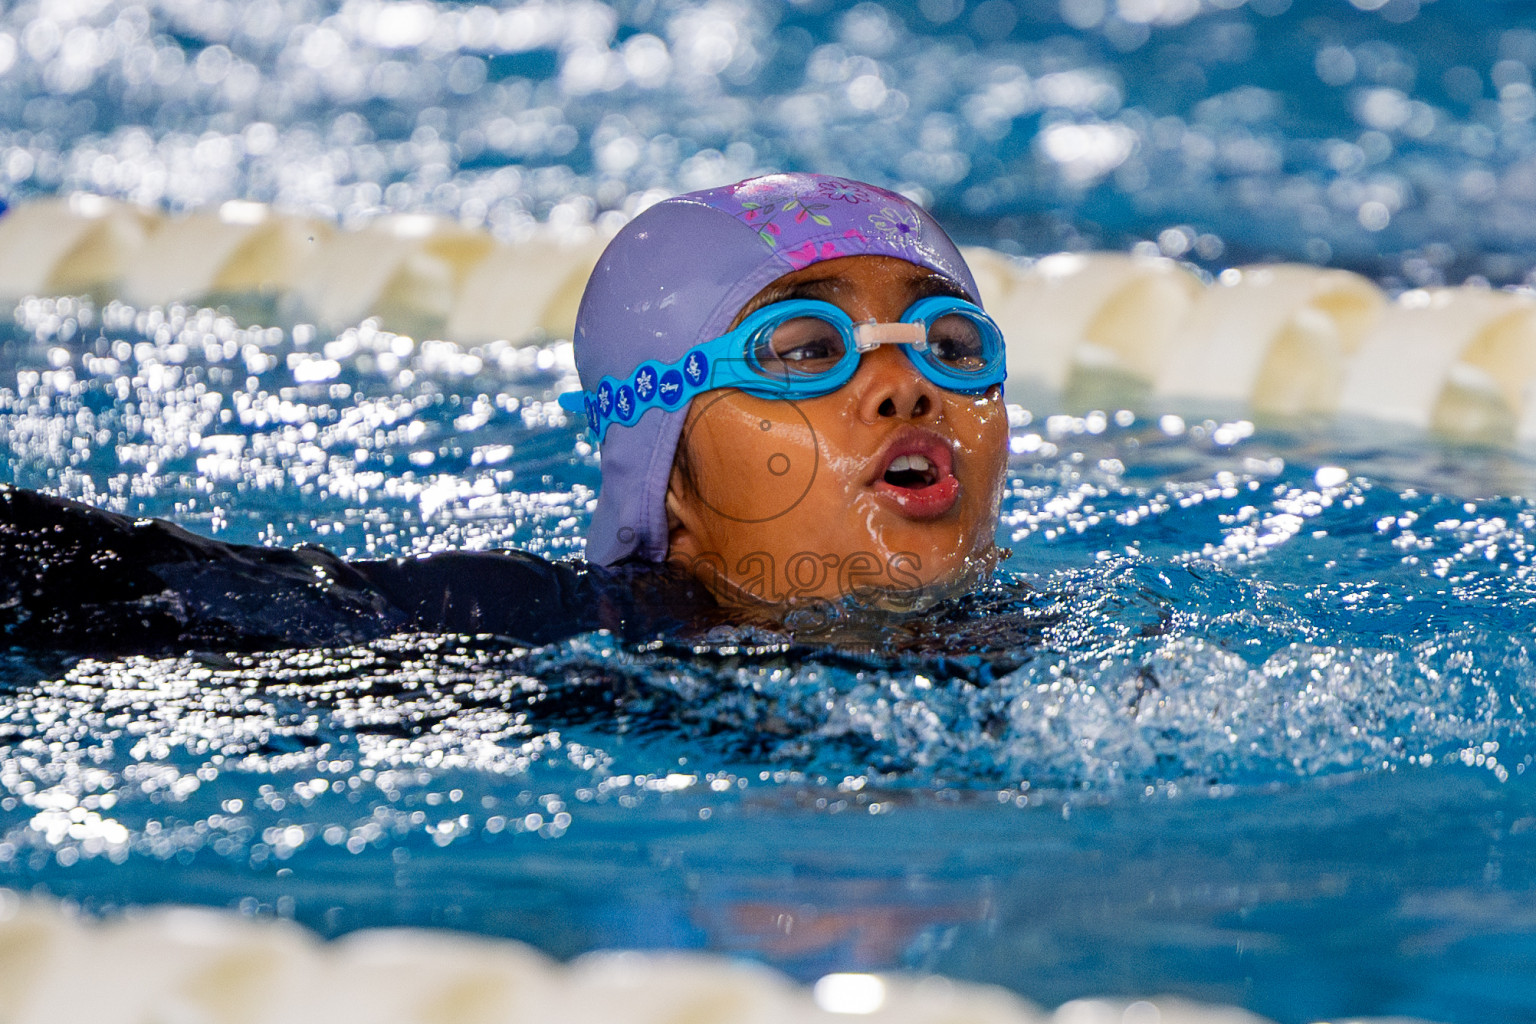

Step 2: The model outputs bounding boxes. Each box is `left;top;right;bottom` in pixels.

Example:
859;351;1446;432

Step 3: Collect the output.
752;315;849;380
924;310;991;374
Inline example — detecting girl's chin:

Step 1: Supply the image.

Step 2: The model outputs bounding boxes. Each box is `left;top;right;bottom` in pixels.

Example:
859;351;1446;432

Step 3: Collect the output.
694;543;1000;621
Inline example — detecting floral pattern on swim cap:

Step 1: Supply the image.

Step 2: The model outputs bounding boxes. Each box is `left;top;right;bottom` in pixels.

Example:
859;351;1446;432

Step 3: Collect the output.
690;173;937;271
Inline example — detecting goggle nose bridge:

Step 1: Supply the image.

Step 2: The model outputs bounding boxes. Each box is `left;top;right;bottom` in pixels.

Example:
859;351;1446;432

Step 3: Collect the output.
851;320;928;353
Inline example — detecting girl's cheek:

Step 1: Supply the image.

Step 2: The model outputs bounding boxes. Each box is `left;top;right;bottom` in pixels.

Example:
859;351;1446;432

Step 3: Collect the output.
682;398;824;525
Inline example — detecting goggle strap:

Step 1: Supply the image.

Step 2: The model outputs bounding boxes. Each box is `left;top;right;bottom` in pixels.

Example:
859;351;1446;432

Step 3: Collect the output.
854;321;927;352
564;297;1005;443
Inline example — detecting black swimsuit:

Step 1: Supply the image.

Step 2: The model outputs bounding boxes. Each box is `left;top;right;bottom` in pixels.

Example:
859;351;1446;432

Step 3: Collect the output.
0;486;1066;676
0;486;714;655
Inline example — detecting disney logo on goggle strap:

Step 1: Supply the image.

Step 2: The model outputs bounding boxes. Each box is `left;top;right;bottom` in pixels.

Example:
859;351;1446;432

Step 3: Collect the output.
632;362;690;407
659;369;685;405
558;344;717;442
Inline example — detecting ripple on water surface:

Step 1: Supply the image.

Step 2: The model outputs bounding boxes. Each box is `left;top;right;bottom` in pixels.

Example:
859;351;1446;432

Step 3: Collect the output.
4;298;1536;1020
2;0;1535;283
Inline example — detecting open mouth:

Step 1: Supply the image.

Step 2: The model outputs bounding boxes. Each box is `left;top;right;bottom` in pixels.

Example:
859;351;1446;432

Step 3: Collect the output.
872;436;960;519
883;453;941;489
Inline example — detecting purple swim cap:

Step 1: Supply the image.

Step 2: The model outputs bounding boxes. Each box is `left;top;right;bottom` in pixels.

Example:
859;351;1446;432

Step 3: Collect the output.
572;172;980;566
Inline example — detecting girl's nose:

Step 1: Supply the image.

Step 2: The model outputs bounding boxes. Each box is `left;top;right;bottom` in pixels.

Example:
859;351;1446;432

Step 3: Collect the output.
851;344;942;423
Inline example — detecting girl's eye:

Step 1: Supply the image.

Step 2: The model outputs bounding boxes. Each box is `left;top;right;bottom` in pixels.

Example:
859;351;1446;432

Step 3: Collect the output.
755;318;847;377
926;314;987;371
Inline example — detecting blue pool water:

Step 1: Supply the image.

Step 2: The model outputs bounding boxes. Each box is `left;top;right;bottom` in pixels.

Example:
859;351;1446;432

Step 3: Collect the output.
5;2;1536;1023
6;295;1536;1023
9;0;1536;285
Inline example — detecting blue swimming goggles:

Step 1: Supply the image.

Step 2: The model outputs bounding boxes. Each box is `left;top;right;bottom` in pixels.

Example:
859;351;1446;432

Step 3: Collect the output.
559;295;1006;442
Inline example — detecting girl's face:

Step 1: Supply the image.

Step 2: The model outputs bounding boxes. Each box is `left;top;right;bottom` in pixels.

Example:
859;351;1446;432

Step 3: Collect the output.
665;255;1009;610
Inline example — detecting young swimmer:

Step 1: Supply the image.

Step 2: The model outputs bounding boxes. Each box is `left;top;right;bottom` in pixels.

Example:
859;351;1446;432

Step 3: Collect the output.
0;173;1010;653
566;172;1008;612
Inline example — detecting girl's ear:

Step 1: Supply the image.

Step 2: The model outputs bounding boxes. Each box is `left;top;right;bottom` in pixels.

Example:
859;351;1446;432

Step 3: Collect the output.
664;465;702;564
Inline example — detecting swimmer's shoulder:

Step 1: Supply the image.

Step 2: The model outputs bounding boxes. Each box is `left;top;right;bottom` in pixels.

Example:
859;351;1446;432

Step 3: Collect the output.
350;548;717;644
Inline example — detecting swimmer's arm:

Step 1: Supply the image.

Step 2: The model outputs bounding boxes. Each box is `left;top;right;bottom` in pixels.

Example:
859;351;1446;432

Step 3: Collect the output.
347;551;606;645
349;552;720;645
0;486;714;652
0;486;401;653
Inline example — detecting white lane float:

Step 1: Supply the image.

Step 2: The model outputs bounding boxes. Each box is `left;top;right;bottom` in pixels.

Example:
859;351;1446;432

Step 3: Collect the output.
0;899;323;1024
314;926;562;1024
1153;263;1385;416
1339;286;1536;442
987;251;1204;398
288;212;496;337
0;194;157;302
118;201;332;310
447;229;606;345
10;193;1536;444
0;890;1425;1024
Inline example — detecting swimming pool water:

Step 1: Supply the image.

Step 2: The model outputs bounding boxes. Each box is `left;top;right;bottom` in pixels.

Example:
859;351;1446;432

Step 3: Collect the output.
7;0;1536;286
5;292;1536;1023
6;1;1536;1022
